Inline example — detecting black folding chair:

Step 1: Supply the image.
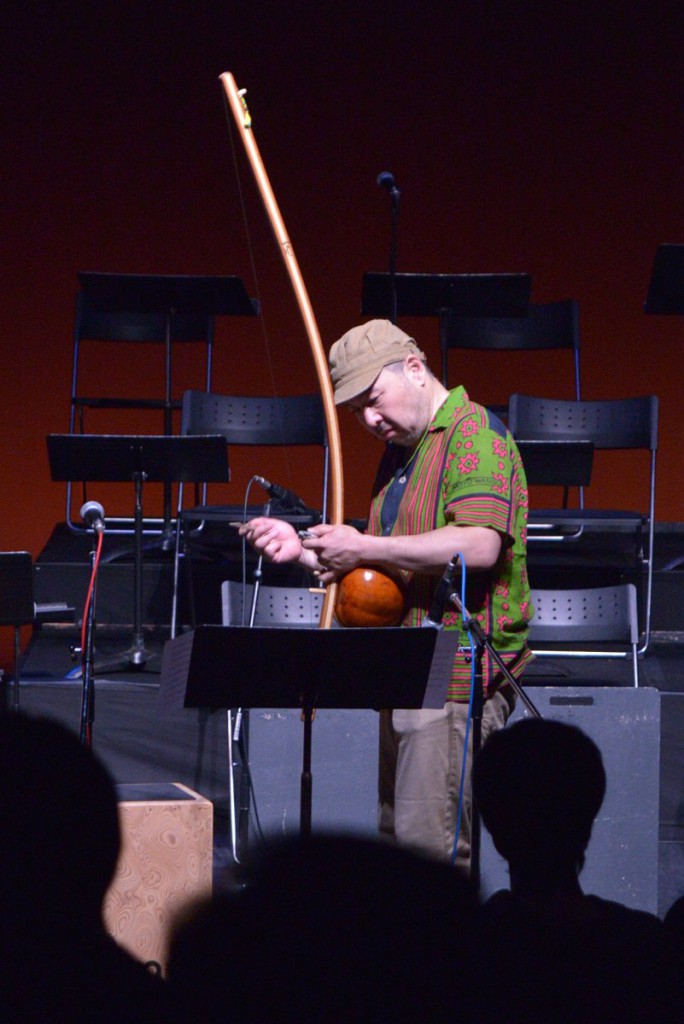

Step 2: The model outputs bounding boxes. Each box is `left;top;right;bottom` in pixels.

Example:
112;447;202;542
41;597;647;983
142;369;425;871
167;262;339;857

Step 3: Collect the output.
509;393;658;654
441;299;581;415
528;584;640;686
67;291;213;534
171;390;329;637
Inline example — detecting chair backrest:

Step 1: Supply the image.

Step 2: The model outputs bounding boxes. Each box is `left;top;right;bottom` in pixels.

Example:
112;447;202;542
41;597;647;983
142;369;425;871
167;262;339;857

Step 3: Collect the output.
528;584;640;685
221;581;323;628
71;292;213;424
441;299;581;398
507;394;658;453
66;293;215;533
508;392;658;524
511;394;659;657
529;584;638;645
180;390;330;519
181;390;327;446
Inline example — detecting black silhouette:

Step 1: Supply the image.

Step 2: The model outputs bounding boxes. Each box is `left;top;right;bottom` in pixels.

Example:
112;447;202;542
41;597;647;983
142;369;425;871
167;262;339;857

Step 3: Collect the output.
0;712;172;1023
472;717;679;1023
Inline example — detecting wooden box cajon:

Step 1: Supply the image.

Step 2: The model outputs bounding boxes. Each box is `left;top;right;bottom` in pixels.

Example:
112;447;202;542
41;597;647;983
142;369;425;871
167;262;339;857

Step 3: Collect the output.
103;782;213;973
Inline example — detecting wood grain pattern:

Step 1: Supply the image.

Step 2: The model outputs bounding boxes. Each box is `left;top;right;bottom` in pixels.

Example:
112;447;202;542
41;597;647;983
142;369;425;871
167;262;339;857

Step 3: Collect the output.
103;783;213;973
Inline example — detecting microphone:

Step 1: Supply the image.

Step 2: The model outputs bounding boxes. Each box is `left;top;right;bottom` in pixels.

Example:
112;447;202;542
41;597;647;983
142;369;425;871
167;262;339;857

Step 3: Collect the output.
377;170;401;200
80;500;106;534
422;554;461;629
254;476;314;515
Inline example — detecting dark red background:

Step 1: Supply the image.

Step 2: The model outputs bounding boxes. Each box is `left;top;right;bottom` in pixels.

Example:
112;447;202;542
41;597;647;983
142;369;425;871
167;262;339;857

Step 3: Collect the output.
2;2;683;664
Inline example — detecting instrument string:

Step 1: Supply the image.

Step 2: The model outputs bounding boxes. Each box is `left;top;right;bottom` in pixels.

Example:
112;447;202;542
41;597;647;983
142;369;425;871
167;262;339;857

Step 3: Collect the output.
223;99;296;490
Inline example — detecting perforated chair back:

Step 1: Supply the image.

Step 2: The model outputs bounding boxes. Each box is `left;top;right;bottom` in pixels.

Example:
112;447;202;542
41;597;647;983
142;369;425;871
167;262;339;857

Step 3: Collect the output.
528;584;640;686
441;299;581;402
181;390;327;448
179;390;329;519
508;391;658;519
508;393;658;452
218;580;325;861
221;581;324;628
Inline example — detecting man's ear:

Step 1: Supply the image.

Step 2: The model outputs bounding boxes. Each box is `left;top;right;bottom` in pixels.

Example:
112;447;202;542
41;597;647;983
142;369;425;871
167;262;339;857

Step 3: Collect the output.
404;354;427;384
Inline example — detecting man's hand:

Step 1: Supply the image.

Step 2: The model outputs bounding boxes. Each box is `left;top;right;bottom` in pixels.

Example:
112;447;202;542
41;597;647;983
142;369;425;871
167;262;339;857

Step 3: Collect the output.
236;517;304;564
301;523;368;583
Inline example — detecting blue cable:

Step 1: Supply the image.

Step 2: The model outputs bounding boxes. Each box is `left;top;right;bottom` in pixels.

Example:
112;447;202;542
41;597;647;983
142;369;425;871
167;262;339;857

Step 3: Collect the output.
450;554;477;866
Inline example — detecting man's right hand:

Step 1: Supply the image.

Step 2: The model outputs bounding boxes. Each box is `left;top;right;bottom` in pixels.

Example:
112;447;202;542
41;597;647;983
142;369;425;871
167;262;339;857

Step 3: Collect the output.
236;517;305;565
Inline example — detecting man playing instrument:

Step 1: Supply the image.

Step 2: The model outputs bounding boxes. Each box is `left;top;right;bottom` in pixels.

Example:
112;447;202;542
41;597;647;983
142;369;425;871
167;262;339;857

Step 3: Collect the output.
238;319;532;870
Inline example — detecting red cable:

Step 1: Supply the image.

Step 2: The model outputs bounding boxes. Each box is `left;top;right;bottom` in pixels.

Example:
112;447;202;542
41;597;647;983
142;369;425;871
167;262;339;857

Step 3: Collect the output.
81;530;104;655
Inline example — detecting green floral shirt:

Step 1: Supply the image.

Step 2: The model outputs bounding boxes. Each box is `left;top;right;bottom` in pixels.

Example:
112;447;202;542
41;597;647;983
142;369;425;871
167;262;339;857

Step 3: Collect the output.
367;386;533;701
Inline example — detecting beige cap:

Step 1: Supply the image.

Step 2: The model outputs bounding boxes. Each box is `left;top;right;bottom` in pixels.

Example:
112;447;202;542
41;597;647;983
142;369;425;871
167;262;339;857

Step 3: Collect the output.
329;319;427;405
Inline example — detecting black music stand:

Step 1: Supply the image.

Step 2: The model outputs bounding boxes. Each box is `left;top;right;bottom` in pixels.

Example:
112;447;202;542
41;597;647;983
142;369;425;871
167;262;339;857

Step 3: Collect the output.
160;625;458;838
0;552;35;711
516;439;594;488
644;244;684;314
363;272;531;369
362;271;531;318
48;434;229;671
76;273;257;535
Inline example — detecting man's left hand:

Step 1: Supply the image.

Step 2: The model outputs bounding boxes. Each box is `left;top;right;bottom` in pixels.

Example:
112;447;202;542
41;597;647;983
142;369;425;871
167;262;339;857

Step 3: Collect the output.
301;523;368;583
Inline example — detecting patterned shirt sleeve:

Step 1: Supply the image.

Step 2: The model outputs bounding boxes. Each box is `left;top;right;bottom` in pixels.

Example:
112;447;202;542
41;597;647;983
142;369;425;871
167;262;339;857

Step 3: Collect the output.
442;413;517;544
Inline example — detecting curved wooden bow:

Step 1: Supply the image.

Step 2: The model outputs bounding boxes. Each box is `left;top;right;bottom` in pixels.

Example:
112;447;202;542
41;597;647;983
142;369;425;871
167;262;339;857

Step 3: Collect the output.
220;72;344;628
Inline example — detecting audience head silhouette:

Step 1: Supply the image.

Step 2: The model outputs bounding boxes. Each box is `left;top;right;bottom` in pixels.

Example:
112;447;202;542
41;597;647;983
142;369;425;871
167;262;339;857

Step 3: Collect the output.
0;712;173;1023
472;718;681;1023
169;831;480;1023
473;716;606;878
0;710;121;938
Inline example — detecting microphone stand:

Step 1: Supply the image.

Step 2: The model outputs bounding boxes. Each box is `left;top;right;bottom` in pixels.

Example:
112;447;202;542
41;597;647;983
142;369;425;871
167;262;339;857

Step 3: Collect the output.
388;186;400;325
377;172;401;324
424;570;541;891
246;499;270;627
80;533;103;749
453;591;541;891
228;500;272;861
389;187;401;323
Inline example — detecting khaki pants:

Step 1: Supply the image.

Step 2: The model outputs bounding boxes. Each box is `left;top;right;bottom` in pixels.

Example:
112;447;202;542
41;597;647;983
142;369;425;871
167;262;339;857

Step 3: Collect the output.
378;690;513;869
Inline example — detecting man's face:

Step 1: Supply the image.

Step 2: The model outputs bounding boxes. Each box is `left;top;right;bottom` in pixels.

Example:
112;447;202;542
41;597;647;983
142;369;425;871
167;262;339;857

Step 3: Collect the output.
344;359;428;448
